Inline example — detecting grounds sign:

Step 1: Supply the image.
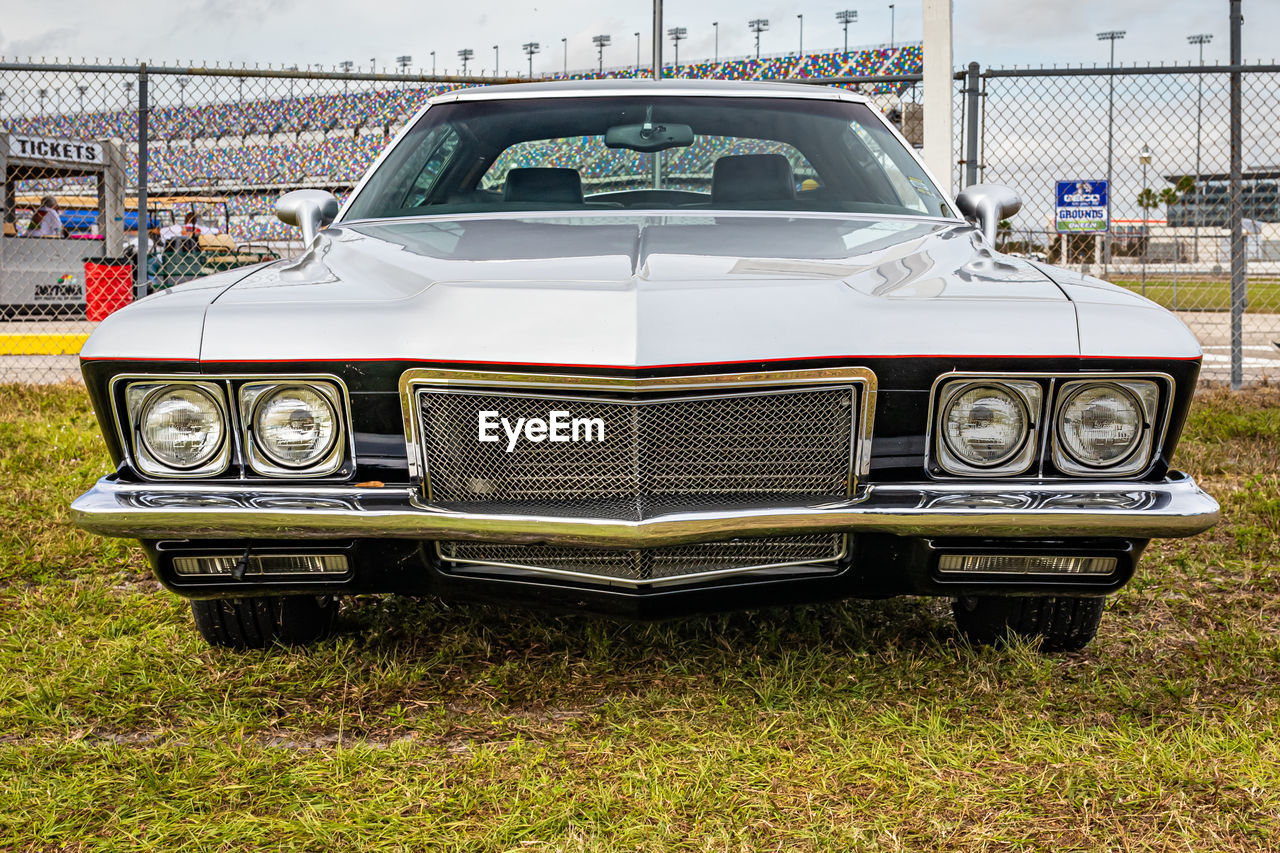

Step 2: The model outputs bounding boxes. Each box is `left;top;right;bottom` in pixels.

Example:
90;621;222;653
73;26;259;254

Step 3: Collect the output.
1055;180;1109;234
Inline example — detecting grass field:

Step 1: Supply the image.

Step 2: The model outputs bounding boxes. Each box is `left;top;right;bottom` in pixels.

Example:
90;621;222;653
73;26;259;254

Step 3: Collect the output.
1109;277;1280;312
0;384;1277;850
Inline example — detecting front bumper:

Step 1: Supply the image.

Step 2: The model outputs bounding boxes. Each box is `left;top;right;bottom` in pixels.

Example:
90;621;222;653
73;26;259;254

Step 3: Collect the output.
72;471;1219;545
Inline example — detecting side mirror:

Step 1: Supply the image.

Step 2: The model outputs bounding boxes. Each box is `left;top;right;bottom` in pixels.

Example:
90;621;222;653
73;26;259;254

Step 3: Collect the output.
955;184;1022;245
276;190;339;246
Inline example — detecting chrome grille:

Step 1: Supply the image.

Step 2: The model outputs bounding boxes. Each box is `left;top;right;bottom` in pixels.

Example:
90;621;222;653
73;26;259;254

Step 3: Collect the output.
438;534;846;587
417;386;857;520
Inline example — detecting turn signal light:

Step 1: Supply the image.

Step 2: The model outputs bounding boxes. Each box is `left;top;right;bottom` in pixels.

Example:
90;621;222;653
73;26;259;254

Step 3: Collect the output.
173;554;349;576
937;554;1117;575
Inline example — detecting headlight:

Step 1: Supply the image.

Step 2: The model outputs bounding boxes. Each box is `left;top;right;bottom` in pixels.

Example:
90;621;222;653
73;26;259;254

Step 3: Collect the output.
138;385;226;470
942;384;1030;468
1056;384;1144;468
251;385;339;469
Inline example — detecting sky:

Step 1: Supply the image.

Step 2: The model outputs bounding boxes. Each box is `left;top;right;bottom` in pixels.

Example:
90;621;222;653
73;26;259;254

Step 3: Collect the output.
0;0;1273;75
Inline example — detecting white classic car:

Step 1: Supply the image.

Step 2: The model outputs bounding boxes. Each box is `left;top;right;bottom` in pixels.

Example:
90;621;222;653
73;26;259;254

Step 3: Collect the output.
72;80;1218;651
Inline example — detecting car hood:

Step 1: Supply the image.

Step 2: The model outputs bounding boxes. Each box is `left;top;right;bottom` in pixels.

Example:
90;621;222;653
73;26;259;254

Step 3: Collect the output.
192;213;1192;364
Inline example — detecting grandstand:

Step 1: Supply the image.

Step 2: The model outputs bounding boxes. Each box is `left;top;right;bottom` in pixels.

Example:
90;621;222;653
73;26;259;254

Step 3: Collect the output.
5;44;922;244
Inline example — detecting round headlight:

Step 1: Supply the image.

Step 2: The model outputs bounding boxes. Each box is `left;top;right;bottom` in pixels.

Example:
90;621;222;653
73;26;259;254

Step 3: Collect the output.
942;385;1029;467
138;385;225;470
1057;384;1143;468
252;386;338;469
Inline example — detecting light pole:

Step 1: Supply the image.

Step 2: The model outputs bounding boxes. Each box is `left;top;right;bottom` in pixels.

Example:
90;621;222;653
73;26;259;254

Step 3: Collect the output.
1097;29;1125;274
749;19;769;60
593;34;611;74
796;14;803;56
1189;32;1212;272
668;27;687;71
76;85;87;115
563;38;568;75
493;45;499;76
396;55;412;74
1139;143;1152;295
836;10;857;55
889;4;895;49
458;48;473;76
634;32;641;72
523;42;540;78
370;58;376;72
712;22;719;63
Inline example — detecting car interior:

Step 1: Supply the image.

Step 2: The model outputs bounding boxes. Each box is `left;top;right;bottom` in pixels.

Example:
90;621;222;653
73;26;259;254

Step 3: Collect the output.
343;95;952;221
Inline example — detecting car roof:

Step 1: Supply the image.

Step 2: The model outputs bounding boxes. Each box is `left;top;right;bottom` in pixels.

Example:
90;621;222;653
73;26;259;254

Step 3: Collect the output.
430;78;870;105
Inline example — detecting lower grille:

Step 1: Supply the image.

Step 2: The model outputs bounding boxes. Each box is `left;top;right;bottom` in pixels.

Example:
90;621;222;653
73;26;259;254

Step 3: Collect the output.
437;534;847;587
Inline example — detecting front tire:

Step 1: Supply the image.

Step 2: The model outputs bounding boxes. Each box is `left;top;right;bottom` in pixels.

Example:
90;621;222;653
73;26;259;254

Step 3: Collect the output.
190;596;338;648
952;595;1105;652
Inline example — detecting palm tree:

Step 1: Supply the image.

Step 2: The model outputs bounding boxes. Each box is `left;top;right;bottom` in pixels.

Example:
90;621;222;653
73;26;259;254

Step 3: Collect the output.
1159;187;1182;264
1135;188;1162;290
1158;177;1195;296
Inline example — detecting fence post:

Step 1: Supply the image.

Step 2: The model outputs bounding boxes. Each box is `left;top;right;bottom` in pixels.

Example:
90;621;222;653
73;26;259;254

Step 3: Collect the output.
135;64;149;302
963;62;980;187
1229;0;1244;390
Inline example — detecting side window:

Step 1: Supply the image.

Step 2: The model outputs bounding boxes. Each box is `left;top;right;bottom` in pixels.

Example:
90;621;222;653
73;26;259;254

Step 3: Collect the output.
846;123;932;213
397;126;461;209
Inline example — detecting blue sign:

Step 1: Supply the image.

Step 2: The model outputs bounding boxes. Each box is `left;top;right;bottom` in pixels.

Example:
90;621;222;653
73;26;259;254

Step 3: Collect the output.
1055;180;1109;234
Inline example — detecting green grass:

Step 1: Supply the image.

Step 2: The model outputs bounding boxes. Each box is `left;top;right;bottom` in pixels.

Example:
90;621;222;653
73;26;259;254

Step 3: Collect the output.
1109;277;1280;312
1;383;1278;850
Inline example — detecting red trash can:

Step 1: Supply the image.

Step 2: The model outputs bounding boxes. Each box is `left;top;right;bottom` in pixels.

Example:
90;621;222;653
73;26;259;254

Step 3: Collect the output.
84;257;135;321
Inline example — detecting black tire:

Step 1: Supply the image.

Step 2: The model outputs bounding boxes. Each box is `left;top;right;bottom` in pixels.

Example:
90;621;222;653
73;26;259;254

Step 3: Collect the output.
190;596;338;649
952;595;1105;652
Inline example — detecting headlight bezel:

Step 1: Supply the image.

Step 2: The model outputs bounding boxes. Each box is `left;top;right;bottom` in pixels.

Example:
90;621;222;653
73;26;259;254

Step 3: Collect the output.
1051;379;1160;476
933;379;1042;477
240;380;348;478
113;374;352;481
929;372;1170;480
124;380;232;478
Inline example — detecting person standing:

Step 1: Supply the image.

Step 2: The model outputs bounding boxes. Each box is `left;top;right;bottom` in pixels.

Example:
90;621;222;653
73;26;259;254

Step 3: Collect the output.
25;196;63;237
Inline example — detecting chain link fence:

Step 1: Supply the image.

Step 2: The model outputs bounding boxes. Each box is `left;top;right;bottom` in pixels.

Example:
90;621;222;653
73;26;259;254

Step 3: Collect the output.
1;52;1274;385
975;64;1280;385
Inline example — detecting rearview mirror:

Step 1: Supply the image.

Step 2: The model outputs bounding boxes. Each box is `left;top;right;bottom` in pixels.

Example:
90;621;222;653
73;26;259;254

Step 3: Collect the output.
604;121;694;152
276;190;339;246
955;184;1022;245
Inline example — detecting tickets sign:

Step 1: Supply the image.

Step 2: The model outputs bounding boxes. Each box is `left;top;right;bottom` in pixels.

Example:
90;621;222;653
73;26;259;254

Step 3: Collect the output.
6;134;104;165
1055;180;1109;234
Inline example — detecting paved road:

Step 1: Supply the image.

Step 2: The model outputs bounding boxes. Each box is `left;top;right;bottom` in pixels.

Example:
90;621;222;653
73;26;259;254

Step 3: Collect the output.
1180;312;1280;383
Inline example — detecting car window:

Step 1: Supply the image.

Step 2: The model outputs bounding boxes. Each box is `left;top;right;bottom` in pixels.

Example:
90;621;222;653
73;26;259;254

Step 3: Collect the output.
478;135;820;196
343;96;954;220
846;124;930;214
374;125;461;210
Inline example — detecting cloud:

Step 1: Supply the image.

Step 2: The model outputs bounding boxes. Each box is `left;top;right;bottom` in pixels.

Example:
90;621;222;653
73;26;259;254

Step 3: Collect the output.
4;26;82;60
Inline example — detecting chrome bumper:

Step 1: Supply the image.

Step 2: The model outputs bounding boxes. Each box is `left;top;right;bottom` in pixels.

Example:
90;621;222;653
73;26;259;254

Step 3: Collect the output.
71;472;1219;546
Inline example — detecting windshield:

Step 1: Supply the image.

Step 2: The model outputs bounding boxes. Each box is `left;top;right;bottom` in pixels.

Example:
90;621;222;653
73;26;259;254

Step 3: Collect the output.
343;95;954;221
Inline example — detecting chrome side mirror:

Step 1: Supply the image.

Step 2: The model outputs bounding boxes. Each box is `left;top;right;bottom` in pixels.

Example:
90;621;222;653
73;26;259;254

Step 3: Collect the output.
276;190;340;246
955;184;1022;245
